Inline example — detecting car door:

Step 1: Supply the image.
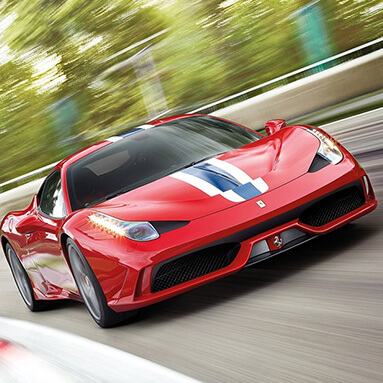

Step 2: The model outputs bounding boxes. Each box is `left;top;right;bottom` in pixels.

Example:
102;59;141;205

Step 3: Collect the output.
27;170;78;296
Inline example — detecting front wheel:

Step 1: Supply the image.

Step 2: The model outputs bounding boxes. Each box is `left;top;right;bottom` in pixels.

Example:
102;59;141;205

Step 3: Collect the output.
6;243;48;311
66;238;136;327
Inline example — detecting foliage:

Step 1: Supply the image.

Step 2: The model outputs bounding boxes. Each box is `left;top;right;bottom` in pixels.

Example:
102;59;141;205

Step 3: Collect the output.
0;0;382;183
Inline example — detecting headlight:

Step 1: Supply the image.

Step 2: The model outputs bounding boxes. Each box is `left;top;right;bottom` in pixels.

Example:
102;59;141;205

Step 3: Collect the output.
307;128;343;165
89;213;159;241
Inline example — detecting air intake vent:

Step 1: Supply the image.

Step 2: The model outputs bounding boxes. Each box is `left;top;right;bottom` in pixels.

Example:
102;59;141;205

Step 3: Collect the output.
300;186;365;227
152;243;239;293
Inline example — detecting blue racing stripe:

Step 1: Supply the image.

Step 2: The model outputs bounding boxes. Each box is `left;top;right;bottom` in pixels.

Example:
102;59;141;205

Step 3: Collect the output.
195;163;242;185
183;166;240;192
233;182;261;200
117;128;143;137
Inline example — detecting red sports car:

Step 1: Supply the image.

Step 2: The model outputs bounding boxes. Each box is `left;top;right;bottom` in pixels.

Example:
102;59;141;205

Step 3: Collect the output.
0;115;377;327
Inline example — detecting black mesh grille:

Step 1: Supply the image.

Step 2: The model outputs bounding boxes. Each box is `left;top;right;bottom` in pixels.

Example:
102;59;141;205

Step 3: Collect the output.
152;243;240;293
300;186;365;227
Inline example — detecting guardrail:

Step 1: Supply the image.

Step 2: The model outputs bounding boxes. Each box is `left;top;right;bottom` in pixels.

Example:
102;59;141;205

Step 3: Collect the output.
1;36;383;193
0;162;58;193
190;36;383;114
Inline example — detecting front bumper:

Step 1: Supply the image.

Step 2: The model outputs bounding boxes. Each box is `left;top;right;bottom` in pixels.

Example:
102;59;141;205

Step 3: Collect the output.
108;159;377;312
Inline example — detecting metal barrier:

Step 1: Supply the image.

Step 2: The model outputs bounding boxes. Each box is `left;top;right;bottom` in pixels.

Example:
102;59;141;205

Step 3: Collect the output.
190;36;383;114
0;162;58;193
1;36;383;193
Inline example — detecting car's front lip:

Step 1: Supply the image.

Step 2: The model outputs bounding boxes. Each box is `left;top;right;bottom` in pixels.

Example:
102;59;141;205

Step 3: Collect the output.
111;197;376;313
107;155;377;312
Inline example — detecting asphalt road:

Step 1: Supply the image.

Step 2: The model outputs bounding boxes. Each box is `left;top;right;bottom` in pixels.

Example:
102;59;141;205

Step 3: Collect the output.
0;109;382;383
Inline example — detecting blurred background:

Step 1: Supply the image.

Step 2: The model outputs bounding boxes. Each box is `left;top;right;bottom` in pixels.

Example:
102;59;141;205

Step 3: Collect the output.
0;0;382;184
1;3;383;382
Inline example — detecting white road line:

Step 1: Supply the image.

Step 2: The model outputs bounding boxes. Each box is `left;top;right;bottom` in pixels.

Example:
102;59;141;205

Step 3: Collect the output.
0;339;73;383
0;316;201;383
319;106;383;128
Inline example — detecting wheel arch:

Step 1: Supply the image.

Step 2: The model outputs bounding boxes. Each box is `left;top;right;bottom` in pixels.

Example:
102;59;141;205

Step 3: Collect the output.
60;233;133;307
60;233;71;266
1;235;10;260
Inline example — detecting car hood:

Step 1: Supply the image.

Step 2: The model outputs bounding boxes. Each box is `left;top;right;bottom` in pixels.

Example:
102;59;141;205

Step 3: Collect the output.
94;127;319;221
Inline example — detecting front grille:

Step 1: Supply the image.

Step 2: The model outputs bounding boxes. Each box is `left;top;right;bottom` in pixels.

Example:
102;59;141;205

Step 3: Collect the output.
300;186;365;227
152;243;240;293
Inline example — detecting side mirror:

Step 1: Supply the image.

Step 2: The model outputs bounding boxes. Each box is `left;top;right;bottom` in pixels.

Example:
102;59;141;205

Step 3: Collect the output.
16;216;42;234
265;119;286;136
16;215;55;234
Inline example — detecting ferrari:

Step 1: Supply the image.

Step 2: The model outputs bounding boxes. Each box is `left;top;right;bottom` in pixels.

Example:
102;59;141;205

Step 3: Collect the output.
0;114;377;327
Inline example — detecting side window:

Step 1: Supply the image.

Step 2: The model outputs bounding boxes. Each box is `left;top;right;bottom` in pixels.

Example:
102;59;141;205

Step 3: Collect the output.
39;171;66;218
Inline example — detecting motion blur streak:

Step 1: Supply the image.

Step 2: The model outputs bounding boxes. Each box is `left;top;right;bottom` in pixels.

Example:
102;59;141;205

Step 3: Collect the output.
0;337;73;383
321;107;383;156
0;317;201;383
0;110;382;382
1;0;382;185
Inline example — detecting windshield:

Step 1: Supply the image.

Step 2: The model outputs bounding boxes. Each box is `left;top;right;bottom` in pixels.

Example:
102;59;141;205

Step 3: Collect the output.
66;116;261;211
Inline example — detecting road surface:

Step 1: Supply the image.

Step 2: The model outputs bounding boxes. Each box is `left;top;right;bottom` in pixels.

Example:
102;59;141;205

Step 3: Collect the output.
0;109;382;383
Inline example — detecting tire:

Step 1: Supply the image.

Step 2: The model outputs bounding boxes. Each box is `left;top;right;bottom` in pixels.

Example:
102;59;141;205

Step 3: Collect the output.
66;238;136;328
6;243;48;311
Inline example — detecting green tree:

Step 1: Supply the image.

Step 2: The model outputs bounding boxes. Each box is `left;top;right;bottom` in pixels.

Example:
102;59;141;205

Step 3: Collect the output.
0;0;382;184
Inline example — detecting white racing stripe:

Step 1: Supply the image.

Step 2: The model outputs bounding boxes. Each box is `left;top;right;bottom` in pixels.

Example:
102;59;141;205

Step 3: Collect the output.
105;124;154;142
171;158;269;203
206;158;269;196
139;124;154;130
222;189;245;203
0;316;201;383
171;171;221;197
206;158;253;184
171;172;245;202
105;136;122;142
251;177;269;193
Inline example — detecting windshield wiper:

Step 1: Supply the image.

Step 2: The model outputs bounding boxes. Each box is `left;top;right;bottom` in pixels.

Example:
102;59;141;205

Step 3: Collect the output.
85;187;134;207
105;187;134;200
178;151;228;171
84;151;228;208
